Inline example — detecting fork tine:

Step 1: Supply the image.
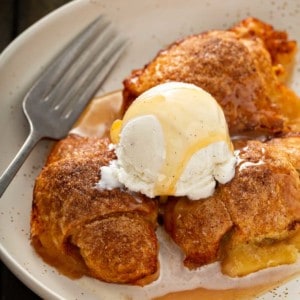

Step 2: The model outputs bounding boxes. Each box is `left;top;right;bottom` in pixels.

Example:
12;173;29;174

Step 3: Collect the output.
63;37;128;125
49;22;117;111
24;15;110;104
56;32;128;116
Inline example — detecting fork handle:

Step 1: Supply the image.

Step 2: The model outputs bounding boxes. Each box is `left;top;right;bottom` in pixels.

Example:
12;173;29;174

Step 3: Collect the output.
0;129;42;198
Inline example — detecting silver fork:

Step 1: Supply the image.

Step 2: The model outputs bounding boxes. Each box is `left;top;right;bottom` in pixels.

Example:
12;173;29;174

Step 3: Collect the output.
0;16;128;197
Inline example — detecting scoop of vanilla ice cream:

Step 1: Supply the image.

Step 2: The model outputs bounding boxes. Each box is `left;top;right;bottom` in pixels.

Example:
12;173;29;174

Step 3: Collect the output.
98;82;236;200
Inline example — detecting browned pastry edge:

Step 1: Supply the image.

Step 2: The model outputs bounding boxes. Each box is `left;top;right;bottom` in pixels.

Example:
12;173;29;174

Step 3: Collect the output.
230;17;297;79
46;134;112;165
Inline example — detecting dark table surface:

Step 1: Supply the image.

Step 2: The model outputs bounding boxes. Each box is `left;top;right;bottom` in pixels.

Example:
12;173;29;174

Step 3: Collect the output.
0;2;71;298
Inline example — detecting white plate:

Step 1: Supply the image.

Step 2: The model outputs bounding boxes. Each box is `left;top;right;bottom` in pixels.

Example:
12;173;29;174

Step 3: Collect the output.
0;0;300;299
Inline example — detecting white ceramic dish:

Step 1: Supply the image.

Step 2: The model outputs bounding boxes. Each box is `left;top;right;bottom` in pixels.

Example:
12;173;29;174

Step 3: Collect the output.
0;0;300;299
